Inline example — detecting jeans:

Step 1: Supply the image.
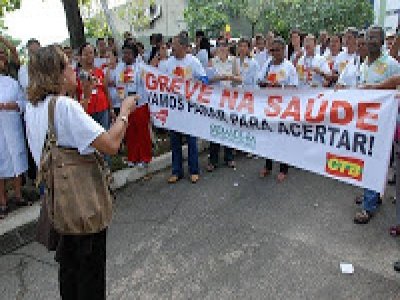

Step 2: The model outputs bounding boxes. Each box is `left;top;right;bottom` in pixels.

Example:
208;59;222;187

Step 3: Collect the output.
209;143;234;166
170;131;199;177
362;189;379;213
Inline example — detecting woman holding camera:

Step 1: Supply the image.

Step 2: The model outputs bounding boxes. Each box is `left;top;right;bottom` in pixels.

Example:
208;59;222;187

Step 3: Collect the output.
25;45;137;300
77;43;114;129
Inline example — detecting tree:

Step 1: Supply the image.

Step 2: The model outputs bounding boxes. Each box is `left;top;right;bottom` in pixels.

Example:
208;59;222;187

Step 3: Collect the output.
242;0;268;37
99;0;119;46
263;0;374;38
184;0;237;38
83;9;111;38
0;0;21;17
61;0;86;49
81;0;156;45
116;0;156;35
0;0;21;30
184;0;374;39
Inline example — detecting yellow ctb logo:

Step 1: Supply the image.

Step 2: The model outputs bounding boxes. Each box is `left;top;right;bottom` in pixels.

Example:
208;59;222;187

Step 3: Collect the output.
325;153;364;181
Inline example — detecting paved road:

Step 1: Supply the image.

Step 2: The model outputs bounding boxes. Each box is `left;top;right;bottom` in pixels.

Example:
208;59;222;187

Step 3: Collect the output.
1;154;400;299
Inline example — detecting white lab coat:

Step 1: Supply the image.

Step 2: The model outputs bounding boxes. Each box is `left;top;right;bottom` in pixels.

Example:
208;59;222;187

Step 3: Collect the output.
0;75;28;178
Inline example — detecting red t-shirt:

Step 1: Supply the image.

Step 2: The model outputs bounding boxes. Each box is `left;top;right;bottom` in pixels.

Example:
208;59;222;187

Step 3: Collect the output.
77;68;109;115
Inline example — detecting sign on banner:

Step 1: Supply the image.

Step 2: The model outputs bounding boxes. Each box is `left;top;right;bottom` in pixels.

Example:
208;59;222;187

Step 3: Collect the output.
141;65;398;193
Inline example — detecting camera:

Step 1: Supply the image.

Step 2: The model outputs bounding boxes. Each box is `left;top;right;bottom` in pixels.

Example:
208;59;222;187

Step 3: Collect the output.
78;70;93;81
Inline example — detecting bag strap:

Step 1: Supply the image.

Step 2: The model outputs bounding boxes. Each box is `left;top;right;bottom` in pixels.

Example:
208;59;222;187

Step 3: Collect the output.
48;96;57;144
36;96;58;188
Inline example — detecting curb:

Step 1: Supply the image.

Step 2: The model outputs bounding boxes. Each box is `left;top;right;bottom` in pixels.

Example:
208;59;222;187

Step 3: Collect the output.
0;203;41;255
112;141;207;189
0;141;208;255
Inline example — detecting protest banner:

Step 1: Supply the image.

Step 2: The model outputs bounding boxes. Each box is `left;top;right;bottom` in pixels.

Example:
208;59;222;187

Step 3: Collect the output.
141;65;398;193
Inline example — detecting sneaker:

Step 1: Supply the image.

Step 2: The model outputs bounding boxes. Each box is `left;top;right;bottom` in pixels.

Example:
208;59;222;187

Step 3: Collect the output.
126;162;136;168
12;197;31;207
190;174;199;184
226;161;236;168
259;168;270;178
353;210;373;224
277;172;287;183
394;261;400;272
168;175;181;184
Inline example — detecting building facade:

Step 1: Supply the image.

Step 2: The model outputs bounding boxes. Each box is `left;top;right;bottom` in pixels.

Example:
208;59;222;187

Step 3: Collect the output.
112;0;188;40
373;0;400;31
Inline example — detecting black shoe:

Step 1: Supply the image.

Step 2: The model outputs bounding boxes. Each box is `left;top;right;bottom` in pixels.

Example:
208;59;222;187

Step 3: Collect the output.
11;197;32;207
388;175;396;185
394;261;400;272
0;206;8;219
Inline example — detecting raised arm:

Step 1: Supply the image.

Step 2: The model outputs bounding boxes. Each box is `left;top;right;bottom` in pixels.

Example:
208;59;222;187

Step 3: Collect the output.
92;95;138;155
364;75;400;90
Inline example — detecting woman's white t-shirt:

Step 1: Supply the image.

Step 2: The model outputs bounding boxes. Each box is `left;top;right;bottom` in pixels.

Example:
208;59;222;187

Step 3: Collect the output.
196;49;209;70
296;55;331;87
233;56;259;87
264;59;299;86
333;51;357;75
209;56;235;88
159;54;206;81
25;95;105;168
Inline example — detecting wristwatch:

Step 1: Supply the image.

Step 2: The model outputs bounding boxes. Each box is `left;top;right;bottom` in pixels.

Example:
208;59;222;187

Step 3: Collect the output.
119;115;128;125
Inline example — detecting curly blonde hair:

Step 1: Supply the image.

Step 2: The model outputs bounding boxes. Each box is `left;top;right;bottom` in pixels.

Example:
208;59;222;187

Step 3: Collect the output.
27;45;67;105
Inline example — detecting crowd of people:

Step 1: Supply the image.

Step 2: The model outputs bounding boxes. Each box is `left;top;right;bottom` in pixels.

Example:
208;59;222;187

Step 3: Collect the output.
1;24;400;298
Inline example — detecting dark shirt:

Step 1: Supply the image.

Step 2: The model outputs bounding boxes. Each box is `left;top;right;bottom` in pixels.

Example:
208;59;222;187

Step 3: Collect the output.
6;61;19;80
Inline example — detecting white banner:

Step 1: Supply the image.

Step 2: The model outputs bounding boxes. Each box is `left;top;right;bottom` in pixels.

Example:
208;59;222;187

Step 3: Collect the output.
141;65;398;193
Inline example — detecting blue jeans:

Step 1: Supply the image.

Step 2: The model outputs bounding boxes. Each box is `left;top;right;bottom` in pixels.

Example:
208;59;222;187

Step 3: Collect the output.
91;110;110;164
170;131;199;177
363;189;379;213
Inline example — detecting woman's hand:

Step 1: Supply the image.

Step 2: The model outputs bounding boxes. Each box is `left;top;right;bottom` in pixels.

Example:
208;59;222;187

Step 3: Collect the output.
360;84;376;89
92;95;139;155
0;102;19;111
120;95;138;116
334;84;348;91
150;55;160;67
82;78;95;99
311;67;321;75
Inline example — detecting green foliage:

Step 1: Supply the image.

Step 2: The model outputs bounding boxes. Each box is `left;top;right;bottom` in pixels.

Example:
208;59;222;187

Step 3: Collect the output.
84;10;111;38
0;0;21;49
184;0;374;39
117;0;156;32
184;0;239;37
266;0;374;38
0;0;21;17
0;0;21;31
79;0;156;39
